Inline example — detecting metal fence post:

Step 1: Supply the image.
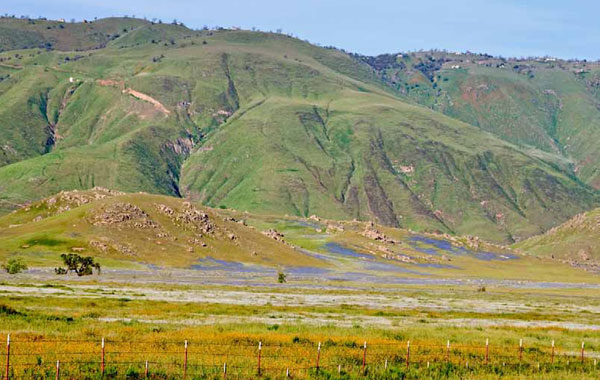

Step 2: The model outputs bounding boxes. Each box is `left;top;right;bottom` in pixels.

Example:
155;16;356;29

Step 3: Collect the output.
4;334;9;380
55;360;60;380
581;342;585;364
316;342;321;373
362;341;367;374
485;339;489;365
551;340;555;364
406;341;410;369
446;340;450;363
101;337;105;377
519;339;523;363
257;341;262;376
145;360;149;379
183;340;188;380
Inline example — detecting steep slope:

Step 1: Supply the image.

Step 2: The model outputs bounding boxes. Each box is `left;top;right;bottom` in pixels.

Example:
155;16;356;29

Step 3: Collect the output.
515;208;600;266
359;52;600;189
0;18;597;243
181;89;598;242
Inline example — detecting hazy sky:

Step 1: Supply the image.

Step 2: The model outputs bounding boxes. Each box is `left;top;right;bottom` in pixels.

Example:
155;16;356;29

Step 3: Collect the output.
4;0;600;59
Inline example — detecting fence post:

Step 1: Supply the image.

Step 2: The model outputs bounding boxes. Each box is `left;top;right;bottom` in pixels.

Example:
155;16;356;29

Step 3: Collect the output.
362;341;367;374
101;337;105;377
286;368;289;378
406;341;410;369
257;341;262;376
55;360;60;380
581;342;585;364
316;342;321;373
551;340;555;364
4;334;9;380
183;340;188;380
519;339;523;363
446;340;450;363
223;363;227;379
384;358;388;370
145;360;149;379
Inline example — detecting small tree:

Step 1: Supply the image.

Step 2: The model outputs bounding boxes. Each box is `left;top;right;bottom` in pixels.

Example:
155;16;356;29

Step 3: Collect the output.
2;258;27;274
55;254;101;276
277;271;287;284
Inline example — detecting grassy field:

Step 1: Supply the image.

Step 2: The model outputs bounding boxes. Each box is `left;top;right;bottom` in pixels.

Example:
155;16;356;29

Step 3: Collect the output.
0;280;599;379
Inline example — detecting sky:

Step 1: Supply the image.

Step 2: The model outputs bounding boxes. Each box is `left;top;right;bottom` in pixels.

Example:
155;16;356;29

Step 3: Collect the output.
4;0;600;60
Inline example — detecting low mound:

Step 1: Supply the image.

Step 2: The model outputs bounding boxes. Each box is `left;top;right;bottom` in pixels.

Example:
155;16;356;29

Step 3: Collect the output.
0;189;322;268
515;208;600;267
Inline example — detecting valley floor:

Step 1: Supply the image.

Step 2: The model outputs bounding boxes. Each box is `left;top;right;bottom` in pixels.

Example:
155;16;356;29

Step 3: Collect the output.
1;271;600;379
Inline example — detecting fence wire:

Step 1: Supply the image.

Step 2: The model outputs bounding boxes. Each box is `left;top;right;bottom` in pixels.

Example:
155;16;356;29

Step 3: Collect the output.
0;336;597;379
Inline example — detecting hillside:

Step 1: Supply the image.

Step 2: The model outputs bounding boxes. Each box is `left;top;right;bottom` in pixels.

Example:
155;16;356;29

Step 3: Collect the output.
515;208;600;267
358;51;600;189
0;188;320;268
1;188;596;283
0;17;598;244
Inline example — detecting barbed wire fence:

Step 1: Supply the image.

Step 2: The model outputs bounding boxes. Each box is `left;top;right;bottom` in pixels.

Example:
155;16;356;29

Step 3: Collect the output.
1;335;598;379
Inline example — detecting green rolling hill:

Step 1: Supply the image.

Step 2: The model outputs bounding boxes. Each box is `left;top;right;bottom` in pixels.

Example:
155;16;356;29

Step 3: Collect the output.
358;51;600;189
515;208;600;265
1;188;596;284
0;17;598;245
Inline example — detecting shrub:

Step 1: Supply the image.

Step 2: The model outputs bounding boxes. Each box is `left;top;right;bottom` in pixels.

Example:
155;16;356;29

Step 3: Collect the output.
277;271;287;283
2;258;27;274
55;253;101;276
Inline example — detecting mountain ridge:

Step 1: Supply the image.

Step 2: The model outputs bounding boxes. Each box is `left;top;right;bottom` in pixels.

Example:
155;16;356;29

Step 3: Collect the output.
0;16;598;245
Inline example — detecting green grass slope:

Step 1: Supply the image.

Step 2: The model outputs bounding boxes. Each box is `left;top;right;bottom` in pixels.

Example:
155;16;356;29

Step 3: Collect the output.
0;18;597;243
0;188;319;268
0;189;596;283
361;52;600;189
0;17;193;51
515;208;600;265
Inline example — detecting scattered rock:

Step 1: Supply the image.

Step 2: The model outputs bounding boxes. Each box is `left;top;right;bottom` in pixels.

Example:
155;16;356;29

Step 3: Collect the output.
223;217;246;225
262;228;286;244
90;203;159;229
326;224;344;233
465;235;480;250
155;204;174;216
42;188;124;216
188;237;207;247
112;242;137;256
89;240;108;252
579;250;591;261
362;221;398;244
156;202;214;234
